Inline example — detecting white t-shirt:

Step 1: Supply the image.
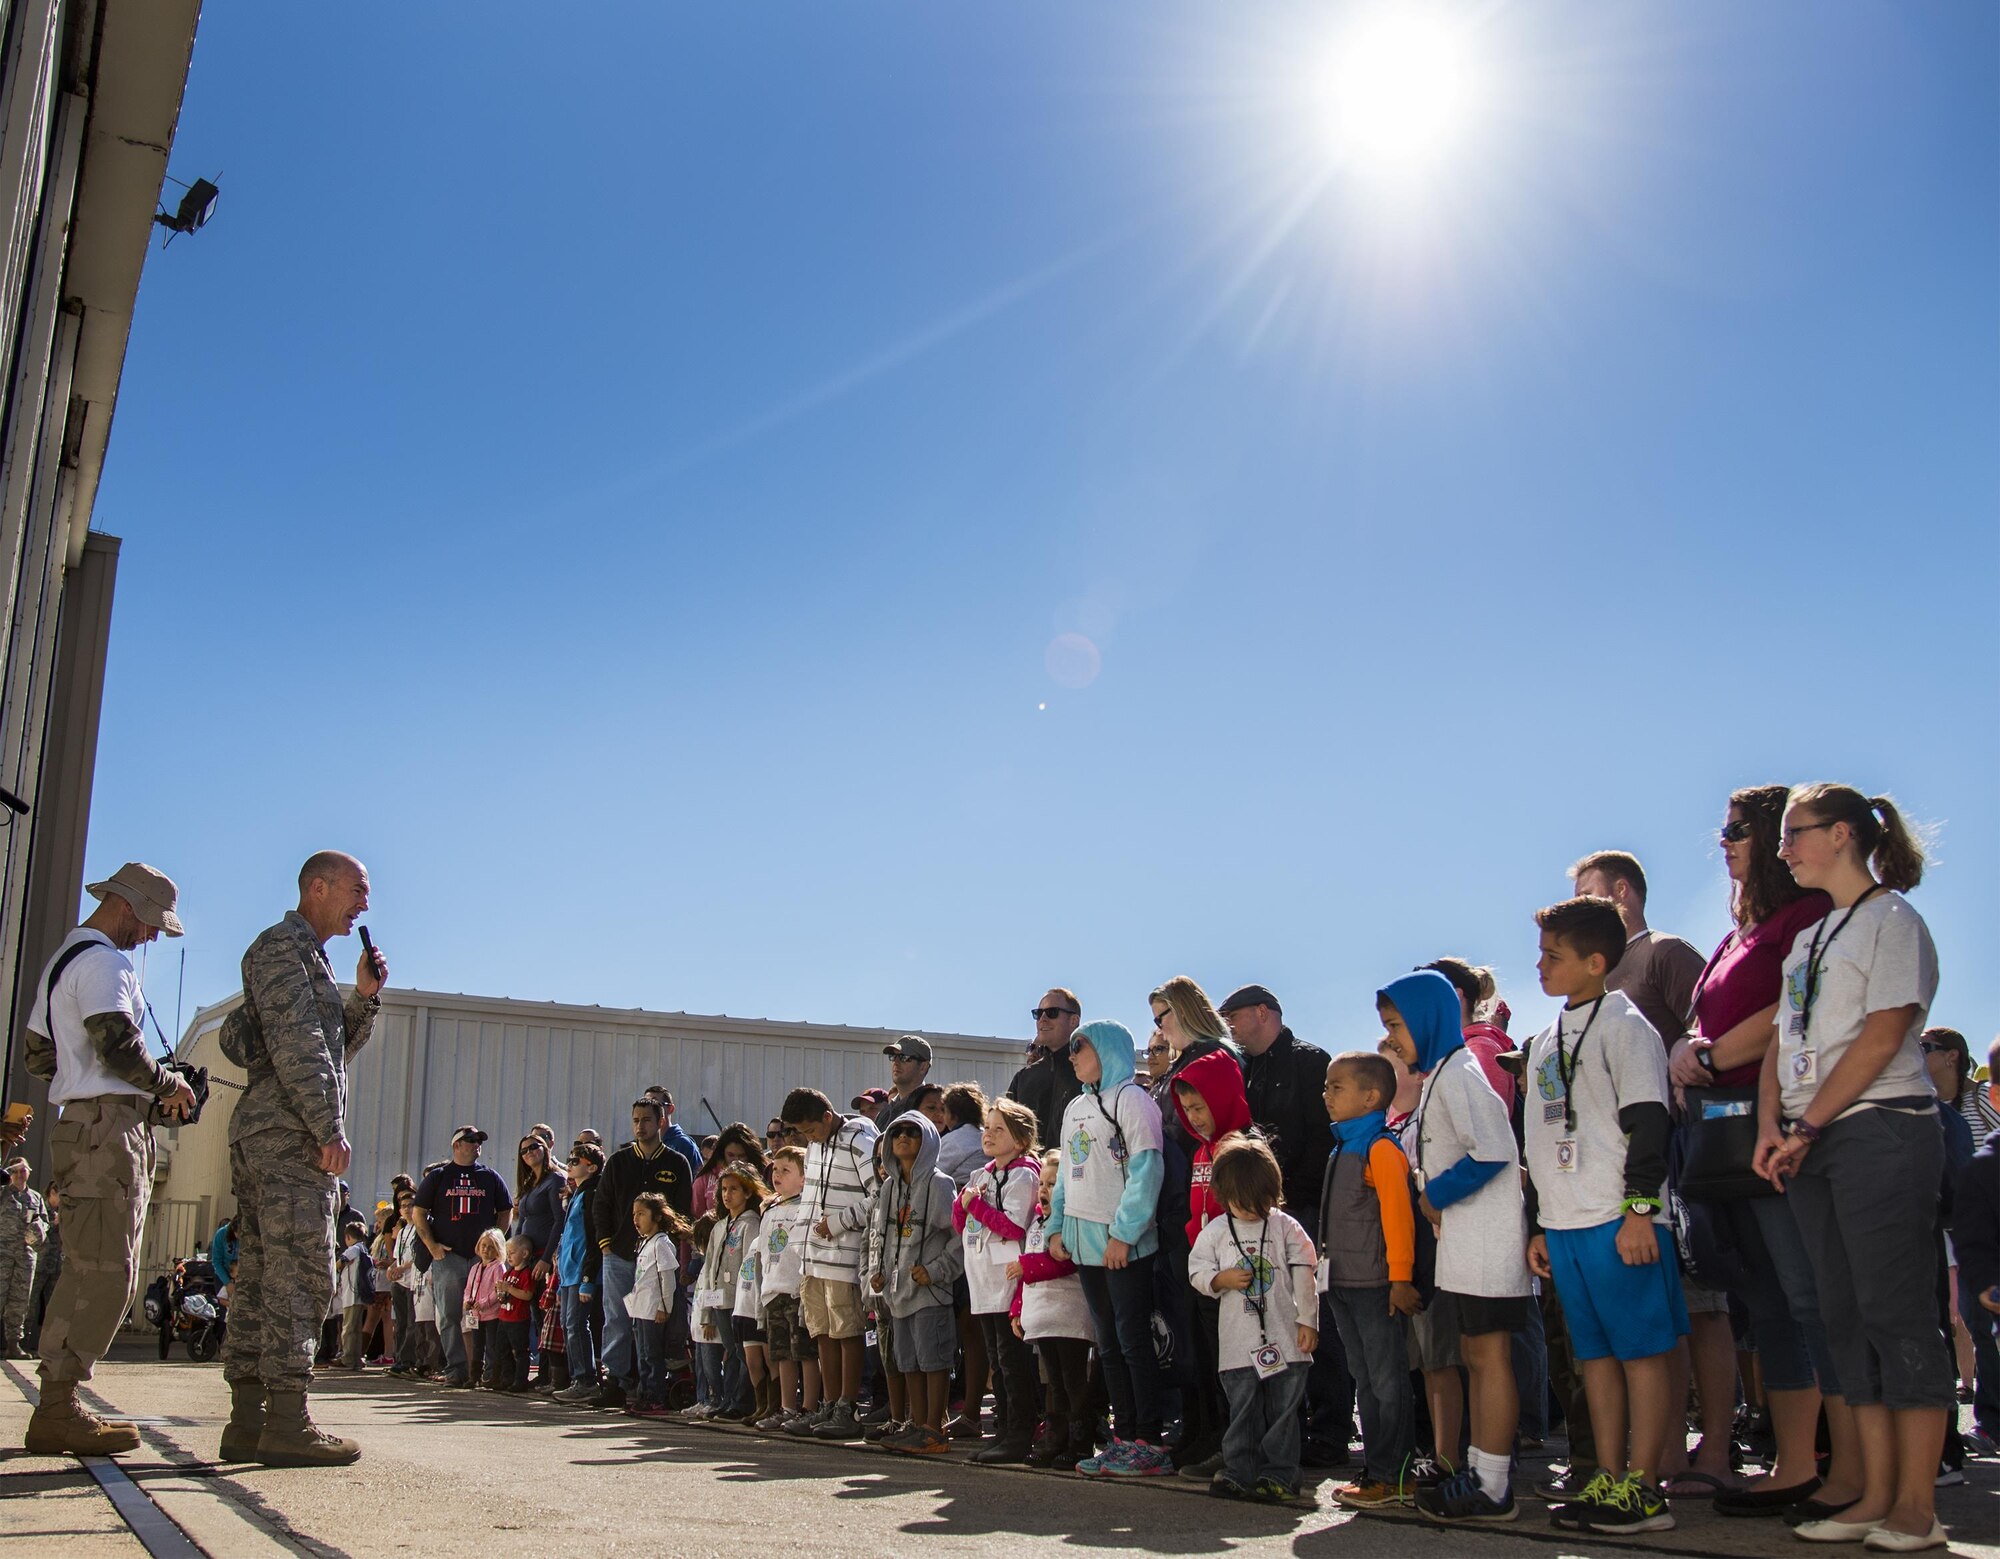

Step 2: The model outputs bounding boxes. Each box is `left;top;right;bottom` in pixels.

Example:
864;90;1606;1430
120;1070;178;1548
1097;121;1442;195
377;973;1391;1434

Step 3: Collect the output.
337;1244;367;1307
960;1158;1040;1316
1019;1208;1092;1343
395;1225;421;1291
1187;1208;1319;1368
1524;990;1670;1230
1058;1082;1162;1227
1411;1050;1530;1299
759;1193;810;1303
26;930;149;1107
1777;890;1938;1121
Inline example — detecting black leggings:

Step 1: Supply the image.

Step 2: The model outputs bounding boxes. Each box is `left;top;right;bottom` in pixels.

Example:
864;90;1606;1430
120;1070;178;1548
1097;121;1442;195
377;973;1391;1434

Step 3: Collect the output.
1036;1336;1094;1444
979;1312;1039;1441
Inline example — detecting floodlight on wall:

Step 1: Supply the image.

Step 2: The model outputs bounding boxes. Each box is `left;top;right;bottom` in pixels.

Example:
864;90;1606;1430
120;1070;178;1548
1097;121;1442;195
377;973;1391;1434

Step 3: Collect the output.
153;174;219;246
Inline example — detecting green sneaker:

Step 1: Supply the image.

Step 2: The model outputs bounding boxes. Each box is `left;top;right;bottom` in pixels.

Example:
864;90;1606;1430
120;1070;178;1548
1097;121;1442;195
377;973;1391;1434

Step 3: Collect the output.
1575;1471;1675;1534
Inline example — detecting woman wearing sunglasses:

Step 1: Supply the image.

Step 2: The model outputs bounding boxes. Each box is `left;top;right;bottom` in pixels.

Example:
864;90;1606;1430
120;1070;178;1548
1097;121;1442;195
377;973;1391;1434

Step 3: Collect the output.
1749;782;1949;1551
1668;786;1837;1519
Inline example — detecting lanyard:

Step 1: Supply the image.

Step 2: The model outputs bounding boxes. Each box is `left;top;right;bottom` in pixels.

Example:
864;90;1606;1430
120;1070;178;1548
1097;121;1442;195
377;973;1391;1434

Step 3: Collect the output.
1223;1212;1271;1343
1798;884;1882;1043
1555;995;1607;1135
1091;1084;1129;1162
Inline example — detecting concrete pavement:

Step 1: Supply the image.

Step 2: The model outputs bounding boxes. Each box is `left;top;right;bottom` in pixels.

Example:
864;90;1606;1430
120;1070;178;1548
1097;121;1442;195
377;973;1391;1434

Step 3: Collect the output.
2;1345;1995;1558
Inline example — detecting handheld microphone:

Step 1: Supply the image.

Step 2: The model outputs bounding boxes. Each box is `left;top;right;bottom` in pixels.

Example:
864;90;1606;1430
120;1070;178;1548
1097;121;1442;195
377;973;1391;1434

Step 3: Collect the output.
358;925;379;981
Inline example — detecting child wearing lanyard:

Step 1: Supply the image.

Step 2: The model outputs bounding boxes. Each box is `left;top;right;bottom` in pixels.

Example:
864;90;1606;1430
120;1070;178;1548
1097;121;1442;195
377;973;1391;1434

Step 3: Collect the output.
1523;896;1683;1537
1755;783;1949;1552
1187;1135;1319;1504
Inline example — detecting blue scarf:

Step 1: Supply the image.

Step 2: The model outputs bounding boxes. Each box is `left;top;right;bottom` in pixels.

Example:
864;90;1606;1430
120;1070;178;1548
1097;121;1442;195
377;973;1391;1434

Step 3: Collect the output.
1331;1108;1390;1160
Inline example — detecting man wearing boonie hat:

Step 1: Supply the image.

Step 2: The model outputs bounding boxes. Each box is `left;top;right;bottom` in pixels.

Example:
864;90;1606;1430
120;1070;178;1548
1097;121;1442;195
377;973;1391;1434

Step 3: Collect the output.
873;1035;934;1128
20;862;197;1455
219;851;387;1467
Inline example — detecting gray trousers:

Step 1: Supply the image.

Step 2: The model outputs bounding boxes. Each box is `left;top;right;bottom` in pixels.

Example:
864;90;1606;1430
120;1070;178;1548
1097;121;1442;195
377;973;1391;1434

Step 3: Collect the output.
429;1252;471;1377
1787;1105;1955;1410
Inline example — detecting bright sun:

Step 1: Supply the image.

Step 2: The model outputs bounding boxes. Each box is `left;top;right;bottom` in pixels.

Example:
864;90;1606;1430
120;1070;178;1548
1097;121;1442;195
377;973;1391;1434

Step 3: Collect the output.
1320;8;1484;182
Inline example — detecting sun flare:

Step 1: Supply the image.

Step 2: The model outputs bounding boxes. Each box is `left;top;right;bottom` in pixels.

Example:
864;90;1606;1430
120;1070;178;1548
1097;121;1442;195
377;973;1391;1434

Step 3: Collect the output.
1320;8;1485;182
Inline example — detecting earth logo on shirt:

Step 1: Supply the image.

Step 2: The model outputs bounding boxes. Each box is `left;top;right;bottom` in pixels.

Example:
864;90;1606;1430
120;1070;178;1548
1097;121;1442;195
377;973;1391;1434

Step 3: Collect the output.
1784;961;1809;1014
1067;1125;1092;1167
1237;1250;1276;1300
1534;1050;1568;1124
769;1225;789;1255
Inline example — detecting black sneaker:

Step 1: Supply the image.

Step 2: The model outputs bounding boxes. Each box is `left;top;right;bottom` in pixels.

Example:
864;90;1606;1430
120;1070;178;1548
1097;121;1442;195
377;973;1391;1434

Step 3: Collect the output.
1572;1473;1673;1534
1534;1464;1597;1502
1549;1470;1619;1530
590;1383;627;1410
1415;1468;1518;1525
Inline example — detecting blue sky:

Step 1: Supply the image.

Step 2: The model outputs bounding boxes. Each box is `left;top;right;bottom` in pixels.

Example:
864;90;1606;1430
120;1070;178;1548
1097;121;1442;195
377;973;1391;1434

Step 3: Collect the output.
86;2;1995;1061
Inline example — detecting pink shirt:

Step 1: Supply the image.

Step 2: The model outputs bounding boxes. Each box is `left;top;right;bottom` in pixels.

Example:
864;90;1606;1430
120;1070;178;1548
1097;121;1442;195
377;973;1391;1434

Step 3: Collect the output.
1691;891;1833;1087
463;1258;505;1322
1463;1023;1517;1112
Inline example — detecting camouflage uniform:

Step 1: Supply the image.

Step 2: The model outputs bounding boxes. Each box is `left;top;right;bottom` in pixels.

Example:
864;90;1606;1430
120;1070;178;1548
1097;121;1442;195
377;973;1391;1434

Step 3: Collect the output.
221;911;377;1393
0;1185;48;1347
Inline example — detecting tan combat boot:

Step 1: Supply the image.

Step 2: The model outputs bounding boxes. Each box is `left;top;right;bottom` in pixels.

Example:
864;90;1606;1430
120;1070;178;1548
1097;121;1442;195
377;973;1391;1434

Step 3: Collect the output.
252;1390;359;1466
24;1380;142;1455
217;1379;266;1461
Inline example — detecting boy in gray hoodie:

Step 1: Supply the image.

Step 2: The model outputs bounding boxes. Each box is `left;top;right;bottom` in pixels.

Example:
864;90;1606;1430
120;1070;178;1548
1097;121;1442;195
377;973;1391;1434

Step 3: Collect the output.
869;1111;964;1456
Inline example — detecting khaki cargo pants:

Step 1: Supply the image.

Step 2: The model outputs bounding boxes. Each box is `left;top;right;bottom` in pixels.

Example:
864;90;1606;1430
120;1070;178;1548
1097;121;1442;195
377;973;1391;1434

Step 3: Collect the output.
36;1094;154;1387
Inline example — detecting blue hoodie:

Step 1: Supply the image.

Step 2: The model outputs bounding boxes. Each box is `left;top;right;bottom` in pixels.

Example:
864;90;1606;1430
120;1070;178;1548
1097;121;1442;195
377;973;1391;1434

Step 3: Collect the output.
1048;1020;1166;1265
867;1110;964;1318
1381;970;1507;1212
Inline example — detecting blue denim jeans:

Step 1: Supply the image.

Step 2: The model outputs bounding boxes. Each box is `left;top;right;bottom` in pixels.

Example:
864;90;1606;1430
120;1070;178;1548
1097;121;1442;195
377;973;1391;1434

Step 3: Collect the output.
1749;1167;1840;1396
695;1336;725;1405
1328;1286;1415;1484
1079;1257;1163;1443
600;1253;637;1390
1715;1195;1815;1392
634;1318;667;1408
1959;1274;2000;1436
429;1252;470;1378
560;1283;597;1385
1220;1361;1310;1492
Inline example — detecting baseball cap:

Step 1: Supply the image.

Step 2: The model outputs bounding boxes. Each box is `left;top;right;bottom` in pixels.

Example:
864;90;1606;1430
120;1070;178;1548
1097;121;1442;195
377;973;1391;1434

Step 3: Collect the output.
850;1087;890;1110
1217;984;1281;1017
85;862;184;937
451;1126;487;1145
883;1035;933;1062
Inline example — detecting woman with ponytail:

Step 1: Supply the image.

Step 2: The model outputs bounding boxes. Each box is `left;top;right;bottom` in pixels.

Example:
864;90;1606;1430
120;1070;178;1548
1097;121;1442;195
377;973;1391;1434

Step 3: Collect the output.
1752;784;1951;1550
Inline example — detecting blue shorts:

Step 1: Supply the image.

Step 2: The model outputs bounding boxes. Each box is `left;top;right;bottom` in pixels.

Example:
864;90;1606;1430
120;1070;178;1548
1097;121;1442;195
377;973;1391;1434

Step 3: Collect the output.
1545;1219;1689;1363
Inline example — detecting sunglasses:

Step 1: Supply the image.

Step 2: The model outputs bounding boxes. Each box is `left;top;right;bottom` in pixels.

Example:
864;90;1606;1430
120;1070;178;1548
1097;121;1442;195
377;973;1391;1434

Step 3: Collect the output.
1920;1040;1956;1056
1146;1044;1171;1059
1032;1007;1079;1021
1066;1036;1094;1055
1718;820;1754;844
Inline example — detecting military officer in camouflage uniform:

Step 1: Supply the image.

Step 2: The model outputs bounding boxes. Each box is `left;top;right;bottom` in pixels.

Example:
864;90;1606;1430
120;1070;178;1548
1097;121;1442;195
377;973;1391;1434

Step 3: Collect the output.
21;862;197;1456
219;851;385;1467
0;1158;48;1355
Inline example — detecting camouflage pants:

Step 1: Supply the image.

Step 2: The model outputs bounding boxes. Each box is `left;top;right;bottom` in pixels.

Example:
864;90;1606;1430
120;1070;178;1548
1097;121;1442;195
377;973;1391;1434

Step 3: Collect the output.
36;1094;155;1387
0;1245;36;1340
221;1131;335;1393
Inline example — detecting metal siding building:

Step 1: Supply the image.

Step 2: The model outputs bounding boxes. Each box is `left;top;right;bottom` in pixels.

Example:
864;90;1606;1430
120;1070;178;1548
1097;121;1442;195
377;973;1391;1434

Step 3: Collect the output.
158;988;1026;1221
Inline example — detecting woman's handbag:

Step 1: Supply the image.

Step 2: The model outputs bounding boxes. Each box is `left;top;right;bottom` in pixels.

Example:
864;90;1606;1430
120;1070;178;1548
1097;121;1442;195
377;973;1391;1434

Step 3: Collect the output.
1676;1084;1774;1203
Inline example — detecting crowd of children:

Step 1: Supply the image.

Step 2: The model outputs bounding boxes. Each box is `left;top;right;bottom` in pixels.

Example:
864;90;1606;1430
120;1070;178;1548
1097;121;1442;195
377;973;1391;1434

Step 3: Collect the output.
323;781;1988;1553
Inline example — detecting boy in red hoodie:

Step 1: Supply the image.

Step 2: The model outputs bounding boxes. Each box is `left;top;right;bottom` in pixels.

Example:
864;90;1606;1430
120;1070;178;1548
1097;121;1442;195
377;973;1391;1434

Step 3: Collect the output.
1170;1050;1253;1477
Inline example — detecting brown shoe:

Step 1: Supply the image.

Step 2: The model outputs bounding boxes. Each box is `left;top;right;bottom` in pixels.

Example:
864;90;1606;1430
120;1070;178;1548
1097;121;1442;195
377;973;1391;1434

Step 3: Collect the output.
253;1390;359;1467
218;1379;266;1461
25;1385;142;1456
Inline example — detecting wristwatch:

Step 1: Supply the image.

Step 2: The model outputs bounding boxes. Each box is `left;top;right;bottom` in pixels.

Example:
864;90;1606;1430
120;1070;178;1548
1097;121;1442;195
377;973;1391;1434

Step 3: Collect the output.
1621;1197;1661;1218
1694;1045;1717;1076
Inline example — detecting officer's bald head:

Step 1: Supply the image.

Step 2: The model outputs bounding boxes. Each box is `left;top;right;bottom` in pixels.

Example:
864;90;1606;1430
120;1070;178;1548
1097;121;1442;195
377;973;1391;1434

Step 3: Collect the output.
298;852;364;895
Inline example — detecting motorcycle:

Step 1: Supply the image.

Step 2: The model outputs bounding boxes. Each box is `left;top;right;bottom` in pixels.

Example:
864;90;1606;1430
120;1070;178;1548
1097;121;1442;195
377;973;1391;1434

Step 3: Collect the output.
143;1252;226;1362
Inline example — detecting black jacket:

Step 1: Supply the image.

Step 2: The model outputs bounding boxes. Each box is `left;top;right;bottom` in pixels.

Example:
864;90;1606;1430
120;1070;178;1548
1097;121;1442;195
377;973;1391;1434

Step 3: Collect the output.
1955;1137;1998;1306
1242;1027;1332;1214
1008;1045;1083;1156
594;1141;693;1261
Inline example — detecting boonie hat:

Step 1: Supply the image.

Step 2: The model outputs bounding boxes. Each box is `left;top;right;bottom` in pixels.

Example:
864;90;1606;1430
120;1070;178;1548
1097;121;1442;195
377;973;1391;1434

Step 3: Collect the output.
86;862;184;937
451;1126;487;1145
1217;984;1281;1017
883;1035;933;1062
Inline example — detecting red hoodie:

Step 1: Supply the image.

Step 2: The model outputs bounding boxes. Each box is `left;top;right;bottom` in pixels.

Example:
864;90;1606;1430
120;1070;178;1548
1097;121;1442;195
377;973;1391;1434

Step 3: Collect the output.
1169;1049;1252;1247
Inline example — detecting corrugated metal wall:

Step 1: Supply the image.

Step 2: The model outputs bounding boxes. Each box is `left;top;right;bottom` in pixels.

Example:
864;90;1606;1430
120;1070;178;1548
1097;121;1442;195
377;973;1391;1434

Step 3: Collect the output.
170;990;1027;1210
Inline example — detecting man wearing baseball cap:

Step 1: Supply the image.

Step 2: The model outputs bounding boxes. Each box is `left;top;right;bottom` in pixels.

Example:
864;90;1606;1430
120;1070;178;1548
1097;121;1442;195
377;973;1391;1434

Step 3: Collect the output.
21;862;197;1455
872;1036;933;1128
410;1126;512;1389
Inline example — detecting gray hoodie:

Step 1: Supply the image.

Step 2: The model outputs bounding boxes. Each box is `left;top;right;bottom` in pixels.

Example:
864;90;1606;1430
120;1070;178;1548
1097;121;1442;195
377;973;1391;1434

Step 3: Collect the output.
866;1111;963;1319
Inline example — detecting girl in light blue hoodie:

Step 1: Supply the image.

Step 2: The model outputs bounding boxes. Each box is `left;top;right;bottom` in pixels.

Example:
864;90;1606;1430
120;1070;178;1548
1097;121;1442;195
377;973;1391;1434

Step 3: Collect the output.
1047;1019;1171;1477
